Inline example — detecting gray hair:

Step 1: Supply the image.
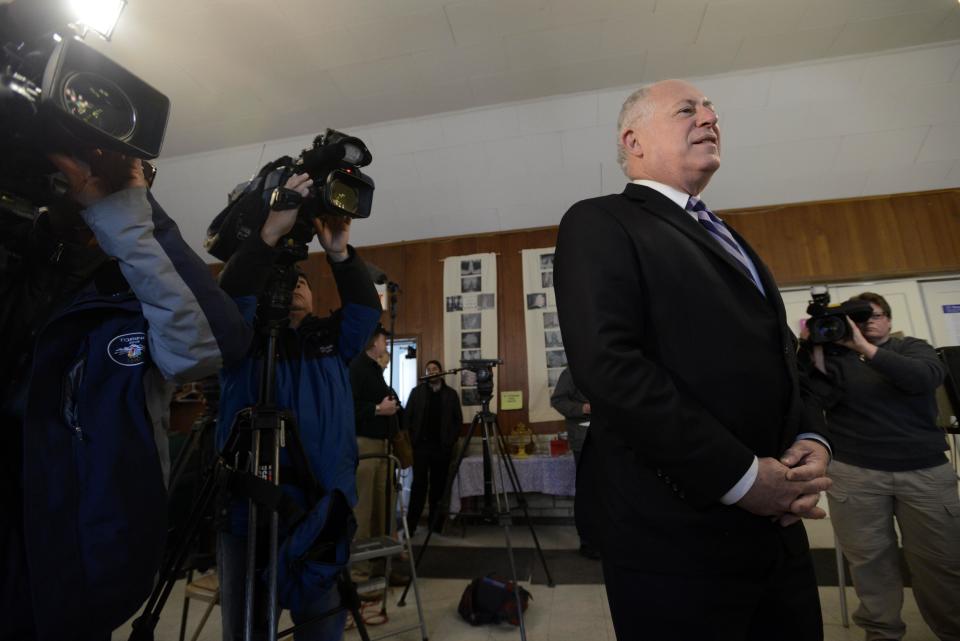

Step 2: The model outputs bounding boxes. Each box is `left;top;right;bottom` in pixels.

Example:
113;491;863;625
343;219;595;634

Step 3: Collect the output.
616;85;654;174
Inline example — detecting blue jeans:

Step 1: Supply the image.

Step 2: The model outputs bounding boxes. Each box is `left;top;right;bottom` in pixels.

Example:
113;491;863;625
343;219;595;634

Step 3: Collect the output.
217;531;346;641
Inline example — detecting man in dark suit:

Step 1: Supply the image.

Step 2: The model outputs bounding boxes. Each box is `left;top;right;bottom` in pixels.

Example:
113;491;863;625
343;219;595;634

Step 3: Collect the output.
554;79;833;641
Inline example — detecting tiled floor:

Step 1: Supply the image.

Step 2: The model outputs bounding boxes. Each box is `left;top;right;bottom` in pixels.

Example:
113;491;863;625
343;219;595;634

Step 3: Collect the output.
111;524;941;641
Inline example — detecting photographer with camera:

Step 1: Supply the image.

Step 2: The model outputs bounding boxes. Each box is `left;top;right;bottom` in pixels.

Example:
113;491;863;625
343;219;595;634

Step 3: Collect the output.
214;168;382;639
0;148;252;641
805;292;960;641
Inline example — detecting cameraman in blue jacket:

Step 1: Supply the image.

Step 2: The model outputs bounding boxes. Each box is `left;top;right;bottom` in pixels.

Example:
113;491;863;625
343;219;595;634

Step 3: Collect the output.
215;171;382;641
0;150;251;641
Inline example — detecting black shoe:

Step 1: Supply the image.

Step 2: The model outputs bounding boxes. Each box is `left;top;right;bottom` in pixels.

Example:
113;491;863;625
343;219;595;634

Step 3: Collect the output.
579;543;601;560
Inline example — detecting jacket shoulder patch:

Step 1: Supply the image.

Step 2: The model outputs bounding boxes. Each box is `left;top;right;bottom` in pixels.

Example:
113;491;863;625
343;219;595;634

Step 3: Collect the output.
107;332;147;366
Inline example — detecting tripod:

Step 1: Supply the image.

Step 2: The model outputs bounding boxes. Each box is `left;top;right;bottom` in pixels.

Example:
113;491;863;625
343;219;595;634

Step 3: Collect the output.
129;264;370;641
399;394;555;641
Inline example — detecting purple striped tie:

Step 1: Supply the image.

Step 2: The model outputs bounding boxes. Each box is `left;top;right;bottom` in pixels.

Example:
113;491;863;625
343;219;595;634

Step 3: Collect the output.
687;197;760;290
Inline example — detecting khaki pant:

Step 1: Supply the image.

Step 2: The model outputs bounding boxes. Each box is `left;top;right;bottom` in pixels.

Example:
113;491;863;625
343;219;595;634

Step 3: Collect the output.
353;436;393;576
827;460;960;641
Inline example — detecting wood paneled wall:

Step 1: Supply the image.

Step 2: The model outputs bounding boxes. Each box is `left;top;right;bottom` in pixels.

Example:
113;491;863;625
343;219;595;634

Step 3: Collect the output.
723;189;960;286
281;188;960;434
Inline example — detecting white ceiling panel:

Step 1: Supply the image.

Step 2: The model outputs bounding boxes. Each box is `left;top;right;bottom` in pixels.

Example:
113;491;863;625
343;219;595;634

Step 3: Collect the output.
642;35;743;81
862;159;956;195
58;0;959;158
859;43;960;92
828;7;954;57
442;0;555;46
561;125;616;168
833;126;931;172
513;93;598;136
734;26;844;70
768;57;866;106
719;104;812;149
700;0;808;39
439;106;522;147
916;123;960;164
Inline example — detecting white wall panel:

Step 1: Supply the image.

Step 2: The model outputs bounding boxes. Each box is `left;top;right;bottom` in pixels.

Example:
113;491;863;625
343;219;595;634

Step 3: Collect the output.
155;41;960;261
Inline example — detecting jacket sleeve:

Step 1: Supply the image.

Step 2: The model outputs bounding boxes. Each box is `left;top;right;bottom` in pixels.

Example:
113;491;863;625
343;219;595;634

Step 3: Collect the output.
554;202;756;505
217;231;280;299
869;337;946;394
328;247;382;363
403;386;419;431
350;358;378;423
550;368;587;419
81;187;251;382
453;390;463;427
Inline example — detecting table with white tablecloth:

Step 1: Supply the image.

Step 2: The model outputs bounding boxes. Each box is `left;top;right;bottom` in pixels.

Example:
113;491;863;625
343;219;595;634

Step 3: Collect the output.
448;453;576;514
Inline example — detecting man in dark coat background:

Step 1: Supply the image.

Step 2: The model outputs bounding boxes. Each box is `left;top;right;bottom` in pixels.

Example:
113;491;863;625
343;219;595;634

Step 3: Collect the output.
404;359;463;535
554;79;833;641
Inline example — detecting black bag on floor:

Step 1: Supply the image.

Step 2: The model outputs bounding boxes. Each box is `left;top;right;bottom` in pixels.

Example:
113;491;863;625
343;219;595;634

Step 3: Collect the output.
457;574;532;626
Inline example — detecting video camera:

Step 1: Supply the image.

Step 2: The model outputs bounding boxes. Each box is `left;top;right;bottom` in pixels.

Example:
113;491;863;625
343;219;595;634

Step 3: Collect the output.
806;285;873;344
461;358;502;401
205;129;375;264
0;1;170;208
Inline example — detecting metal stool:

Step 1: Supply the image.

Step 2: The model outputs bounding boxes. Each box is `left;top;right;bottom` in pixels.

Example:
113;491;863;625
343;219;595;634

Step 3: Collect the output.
178;571;220;641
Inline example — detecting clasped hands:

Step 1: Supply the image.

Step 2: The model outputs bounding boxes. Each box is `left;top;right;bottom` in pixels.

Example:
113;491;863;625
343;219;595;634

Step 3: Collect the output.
736;439;831;527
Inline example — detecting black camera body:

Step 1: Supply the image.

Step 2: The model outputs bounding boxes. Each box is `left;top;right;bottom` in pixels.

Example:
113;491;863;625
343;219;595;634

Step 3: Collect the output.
205;129;375;264
0;3;169;208
806;286;874;344
461;358;502;401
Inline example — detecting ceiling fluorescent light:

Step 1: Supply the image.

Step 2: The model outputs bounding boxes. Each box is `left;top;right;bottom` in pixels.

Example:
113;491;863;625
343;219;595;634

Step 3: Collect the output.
70;0;127;40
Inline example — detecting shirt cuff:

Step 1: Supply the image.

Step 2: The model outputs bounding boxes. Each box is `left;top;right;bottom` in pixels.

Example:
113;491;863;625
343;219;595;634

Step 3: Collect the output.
720;456;758;505
796;432;832;458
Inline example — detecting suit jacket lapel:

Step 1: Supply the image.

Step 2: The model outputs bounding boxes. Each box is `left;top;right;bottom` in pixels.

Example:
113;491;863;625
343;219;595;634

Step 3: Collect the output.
623;184;764;296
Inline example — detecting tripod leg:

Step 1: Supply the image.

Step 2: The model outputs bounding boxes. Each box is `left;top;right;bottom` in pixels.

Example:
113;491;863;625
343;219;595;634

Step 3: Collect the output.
266;427;280;641
340;571;372;641
398;413;481;605
482;416;528;641
178;569;193;641
129;457;225;641
243;432;261;641
501;517;528;641
491;418;556;588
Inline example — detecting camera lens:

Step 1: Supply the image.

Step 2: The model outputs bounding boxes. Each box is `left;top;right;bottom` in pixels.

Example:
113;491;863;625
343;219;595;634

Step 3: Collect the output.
61;72;136;139
814;316;845;341
328;177;359;214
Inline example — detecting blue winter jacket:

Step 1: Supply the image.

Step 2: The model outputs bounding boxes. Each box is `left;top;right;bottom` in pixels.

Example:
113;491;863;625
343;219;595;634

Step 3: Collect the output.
4;187;251;641
216;237;382;531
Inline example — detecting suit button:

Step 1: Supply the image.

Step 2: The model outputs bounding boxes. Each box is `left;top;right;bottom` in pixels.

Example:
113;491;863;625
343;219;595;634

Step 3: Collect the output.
664;475;672;484
656;469;663;478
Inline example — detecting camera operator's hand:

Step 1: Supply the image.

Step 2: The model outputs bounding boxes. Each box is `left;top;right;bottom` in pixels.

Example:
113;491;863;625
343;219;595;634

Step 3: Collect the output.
314;215;350;263
375;395;399;417
837;317;878;360
260;173;313;247
48;150;149;207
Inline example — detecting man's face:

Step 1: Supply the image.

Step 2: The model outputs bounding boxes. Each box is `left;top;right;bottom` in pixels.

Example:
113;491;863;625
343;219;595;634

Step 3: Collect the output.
857;302;891;343
623;80;720;194
290;276;313;315
425;362;441;377
370;333;387;358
